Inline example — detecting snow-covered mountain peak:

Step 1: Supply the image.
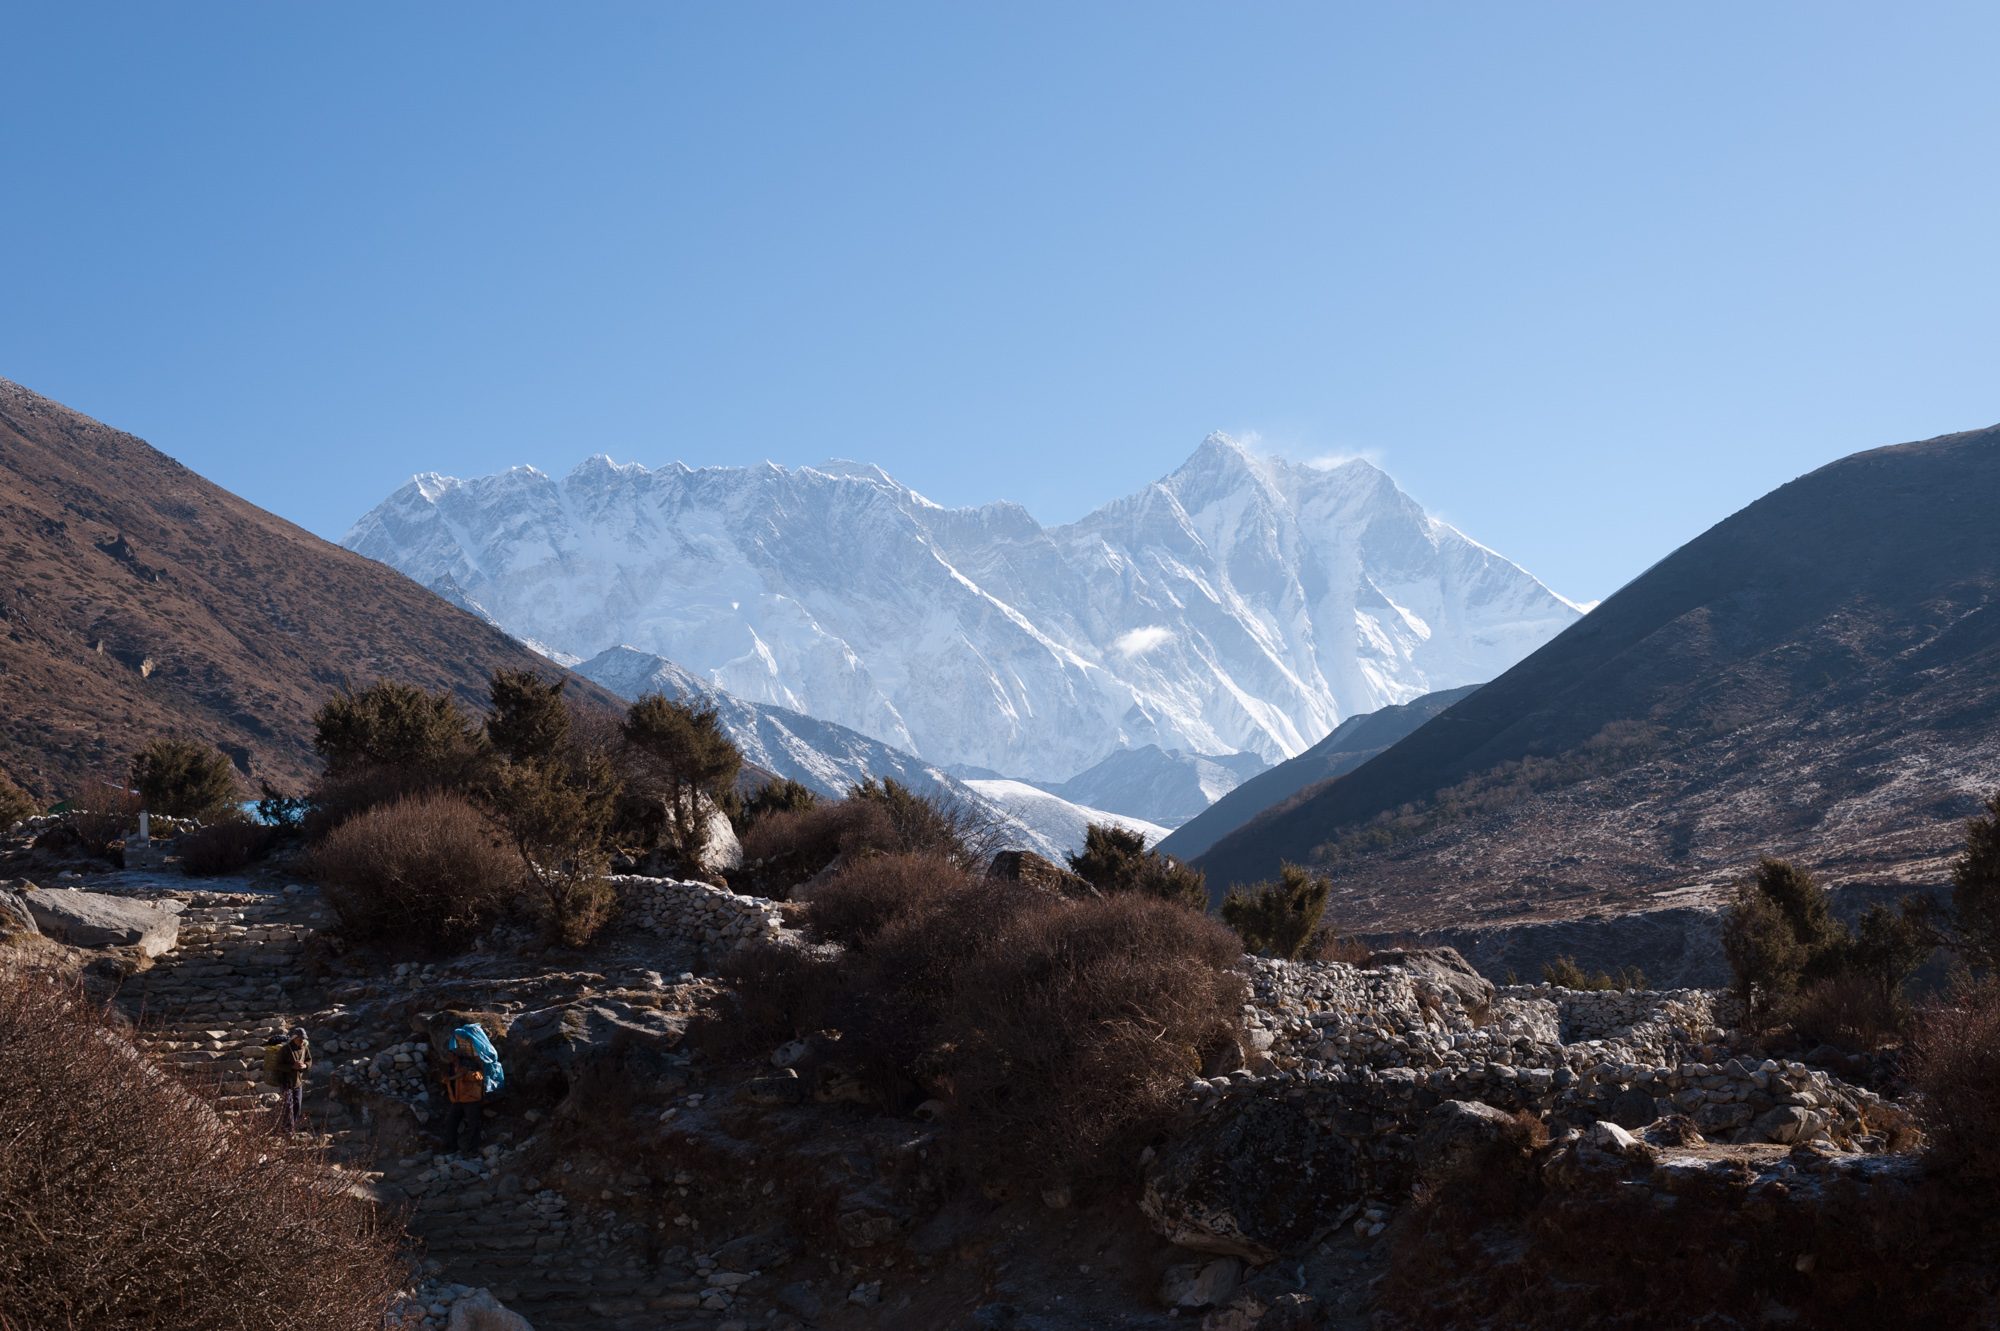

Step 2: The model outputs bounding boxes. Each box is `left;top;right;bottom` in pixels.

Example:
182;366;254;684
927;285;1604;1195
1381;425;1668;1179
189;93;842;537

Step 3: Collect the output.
410;471;461;502
568;453;649;480
347;436;1582;780
810;458;900;487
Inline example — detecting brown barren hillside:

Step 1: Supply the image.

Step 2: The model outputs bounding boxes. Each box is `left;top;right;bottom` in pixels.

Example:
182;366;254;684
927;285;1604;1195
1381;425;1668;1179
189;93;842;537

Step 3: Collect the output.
0;377;621;801
1197;423;2000;932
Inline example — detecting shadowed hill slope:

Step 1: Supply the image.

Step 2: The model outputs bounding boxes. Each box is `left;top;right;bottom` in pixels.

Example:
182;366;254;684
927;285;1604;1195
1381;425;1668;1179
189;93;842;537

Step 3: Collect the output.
1197;424;2000;930
0;378;623;800
1157;684;1479;865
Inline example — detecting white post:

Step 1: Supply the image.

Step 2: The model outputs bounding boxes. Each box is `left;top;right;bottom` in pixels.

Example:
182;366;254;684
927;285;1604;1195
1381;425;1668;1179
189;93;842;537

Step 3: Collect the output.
137;809;151;842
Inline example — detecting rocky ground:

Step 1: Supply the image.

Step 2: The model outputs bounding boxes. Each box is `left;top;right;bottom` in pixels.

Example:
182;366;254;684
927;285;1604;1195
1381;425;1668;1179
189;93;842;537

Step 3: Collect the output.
0;834;1952;1331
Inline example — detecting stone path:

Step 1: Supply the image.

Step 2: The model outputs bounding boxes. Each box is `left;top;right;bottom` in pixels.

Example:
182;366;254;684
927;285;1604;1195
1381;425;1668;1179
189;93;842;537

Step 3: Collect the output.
111;878;759;1331
118;889;336;1133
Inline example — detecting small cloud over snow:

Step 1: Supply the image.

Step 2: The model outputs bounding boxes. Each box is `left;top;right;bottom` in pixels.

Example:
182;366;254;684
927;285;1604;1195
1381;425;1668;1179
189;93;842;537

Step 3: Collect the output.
1221;428;1385;472
1301;449;1385;471
1111;626;1175;658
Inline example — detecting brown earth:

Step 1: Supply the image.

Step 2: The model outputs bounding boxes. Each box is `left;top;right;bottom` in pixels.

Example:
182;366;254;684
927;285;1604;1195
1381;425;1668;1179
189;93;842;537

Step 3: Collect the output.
0;376;625;803
1197;423;2000;934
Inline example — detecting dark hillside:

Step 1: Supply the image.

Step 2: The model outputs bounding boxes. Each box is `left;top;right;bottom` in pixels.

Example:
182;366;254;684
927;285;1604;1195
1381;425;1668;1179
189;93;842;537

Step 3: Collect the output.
0;377;621;799
1158;684;1478;866
1198;424;2000;930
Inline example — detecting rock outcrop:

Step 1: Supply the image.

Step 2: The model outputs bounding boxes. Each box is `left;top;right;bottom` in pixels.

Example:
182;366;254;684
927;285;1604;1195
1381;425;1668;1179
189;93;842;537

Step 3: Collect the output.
1141;1095;1361;1262
16;884;182;956
502;998;690;1108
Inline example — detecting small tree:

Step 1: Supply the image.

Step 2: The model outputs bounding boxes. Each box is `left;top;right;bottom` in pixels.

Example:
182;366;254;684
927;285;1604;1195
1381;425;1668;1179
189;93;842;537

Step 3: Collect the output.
485;669;573;766
1721;857;1856;1023
738;777;819;830
1221;863;1330;958
483;670;620;945
486;748;619;947
312;680;484;780
1849;896;1936;1005
621;694;742;869
254;781;309;831
1753;857;1849;981
1067;822;1207;911
1951;792;2000;973
1721;882;1809;1022
130;738;239;821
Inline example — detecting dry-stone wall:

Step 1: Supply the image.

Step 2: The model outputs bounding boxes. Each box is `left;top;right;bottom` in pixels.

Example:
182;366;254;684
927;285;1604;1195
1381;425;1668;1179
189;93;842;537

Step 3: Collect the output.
608;875;784;952
1212;955;1904;1177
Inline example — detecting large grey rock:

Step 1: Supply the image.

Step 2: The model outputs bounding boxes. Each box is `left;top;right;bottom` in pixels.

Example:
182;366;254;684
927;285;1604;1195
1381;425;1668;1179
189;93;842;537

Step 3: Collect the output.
1752;1104;1820;1145
1367;946;1495;1012
447;1289;534;1331
0;888;40;937
503;999;688;1105
1415;1099;1521;1185
628;796;741;876
698;803;743;873
1142;1095;1360;1263
21;888;182;956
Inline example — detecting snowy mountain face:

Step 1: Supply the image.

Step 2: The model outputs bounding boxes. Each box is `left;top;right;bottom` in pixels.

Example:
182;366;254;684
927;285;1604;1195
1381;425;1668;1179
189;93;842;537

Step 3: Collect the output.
1031;745;1270;830
348;437;1581;783
961;780;1172;861
572;645;1118;861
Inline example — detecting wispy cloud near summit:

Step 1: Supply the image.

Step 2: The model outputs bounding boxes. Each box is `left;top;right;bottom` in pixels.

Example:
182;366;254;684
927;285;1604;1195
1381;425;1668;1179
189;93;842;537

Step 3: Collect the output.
1111;626;1175;658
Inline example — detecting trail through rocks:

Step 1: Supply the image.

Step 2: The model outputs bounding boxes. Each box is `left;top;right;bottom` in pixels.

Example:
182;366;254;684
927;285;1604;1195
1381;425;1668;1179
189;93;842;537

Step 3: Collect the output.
109;876;759;1331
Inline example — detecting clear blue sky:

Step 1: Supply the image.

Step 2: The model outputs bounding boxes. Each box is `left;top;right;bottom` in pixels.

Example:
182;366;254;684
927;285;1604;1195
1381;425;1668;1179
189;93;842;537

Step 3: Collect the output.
5;3;1997;603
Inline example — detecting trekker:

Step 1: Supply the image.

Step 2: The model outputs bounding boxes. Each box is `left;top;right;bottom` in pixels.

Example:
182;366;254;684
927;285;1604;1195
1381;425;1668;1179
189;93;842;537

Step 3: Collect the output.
275;1027;311;1133
439;1038;487;1156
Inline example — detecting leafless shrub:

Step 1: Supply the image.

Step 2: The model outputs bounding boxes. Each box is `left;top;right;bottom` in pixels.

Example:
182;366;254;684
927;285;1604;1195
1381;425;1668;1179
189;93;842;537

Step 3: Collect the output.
1786;972;1905;1052
720;867;1245;1184
0;971;406;1329
66;775;141;853
804;851;976;949
707;940;841;1052
1908;977;2000;1179
944;893;1246;1181
178;818;270;877
308;791;519;949
740;797;894;886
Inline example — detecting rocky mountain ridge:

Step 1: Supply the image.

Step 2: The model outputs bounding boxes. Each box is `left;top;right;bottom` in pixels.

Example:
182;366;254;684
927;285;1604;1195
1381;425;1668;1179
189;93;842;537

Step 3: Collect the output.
345;436;1581;783
1197;423;2000;932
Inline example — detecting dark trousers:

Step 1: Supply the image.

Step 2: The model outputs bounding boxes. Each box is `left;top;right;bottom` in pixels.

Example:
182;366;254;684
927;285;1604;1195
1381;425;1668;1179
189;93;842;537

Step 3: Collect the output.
279;1084;305;1132
441;1099;483;1154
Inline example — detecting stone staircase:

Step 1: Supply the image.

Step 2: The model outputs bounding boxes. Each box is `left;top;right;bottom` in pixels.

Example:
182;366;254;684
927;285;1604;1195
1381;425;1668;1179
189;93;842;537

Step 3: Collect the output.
403;1177;725;1331
119;891;339;1134
111;883;746;1331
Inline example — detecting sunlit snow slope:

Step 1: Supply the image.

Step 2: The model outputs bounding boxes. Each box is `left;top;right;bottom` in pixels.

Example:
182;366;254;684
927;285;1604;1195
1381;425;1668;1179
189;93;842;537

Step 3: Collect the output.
347;436;1580;782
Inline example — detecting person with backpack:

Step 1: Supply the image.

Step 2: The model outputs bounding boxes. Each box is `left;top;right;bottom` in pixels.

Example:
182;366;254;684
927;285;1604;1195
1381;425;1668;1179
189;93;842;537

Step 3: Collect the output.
273;1027;311;1133
439;1035;488;1155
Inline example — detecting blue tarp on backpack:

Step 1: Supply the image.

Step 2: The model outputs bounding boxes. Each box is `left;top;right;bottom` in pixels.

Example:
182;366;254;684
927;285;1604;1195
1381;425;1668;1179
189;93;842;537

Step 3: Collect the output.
450;1024;505;1095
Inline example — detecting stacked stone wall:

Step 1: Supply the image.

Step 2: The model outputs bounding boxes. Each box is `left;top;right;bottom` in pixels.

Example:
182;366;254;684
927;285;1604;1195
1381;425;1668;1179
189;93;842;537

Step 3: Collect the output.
1217;955;1901;1185
609;875;785;950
